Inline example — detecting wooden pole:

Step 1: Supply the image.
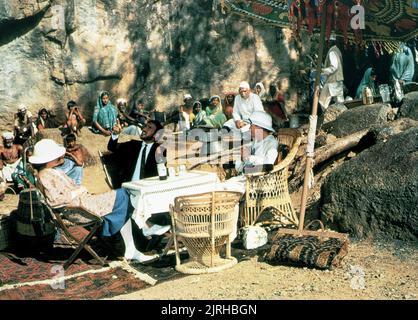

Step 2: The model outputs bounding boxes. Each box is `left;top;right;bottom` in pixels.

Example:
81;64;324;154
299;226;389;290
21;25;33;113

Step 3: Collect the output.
298;3;327;231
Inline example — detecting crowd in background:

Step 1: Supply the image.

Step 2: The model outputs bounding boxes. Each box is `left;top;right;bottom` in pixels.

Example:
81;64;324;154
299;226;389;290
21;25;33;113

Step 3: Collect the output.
1;36;417;197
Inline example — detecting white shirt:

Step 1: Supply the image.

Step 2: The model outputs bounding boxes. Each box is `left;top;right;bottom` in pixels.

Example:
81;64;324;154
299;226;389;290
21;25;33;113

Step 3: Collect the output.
232;93;264;122
321;49;344;98
236;135;278;172
178;112;190;131
321;51;339;76
131;142;154;181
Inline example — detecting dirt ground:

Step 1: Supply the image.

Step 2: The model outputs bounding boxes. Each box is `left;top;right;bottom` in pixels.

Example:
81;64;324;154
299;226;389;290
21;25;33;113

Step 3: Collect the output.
112;239;417;300
111;167;417;300
1;128;417;300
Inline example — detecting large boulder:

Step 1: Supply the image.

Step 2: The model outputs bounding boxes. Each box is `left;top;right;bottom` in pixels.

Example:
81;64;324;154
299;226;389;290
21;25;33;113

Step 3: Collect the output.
369;118;418;143
399;92;418;121
322;103;392;138
323;103;348;124
320;127;418;241
0;0;138;127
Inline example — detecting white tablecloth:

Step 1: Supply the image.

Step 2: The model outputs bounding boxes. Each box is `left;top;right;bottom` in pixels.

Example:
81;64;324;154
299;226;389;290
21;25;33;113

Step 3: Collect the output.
122;170;220;229
120;170;245;261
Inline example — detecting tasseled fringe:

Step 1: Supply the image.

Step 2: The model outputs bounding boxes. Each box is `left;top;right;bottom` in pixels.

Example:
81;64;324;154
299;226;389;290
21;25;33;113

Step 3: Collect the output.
222;0;408;54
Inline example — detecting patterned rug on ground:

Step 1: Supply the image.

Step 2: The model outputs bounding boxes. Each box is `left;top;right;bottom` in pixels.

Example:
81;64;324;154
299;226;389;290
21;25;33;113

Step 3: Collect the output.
0;226;186;300
0;227;261;299
0;224;109;286
0;267;149;300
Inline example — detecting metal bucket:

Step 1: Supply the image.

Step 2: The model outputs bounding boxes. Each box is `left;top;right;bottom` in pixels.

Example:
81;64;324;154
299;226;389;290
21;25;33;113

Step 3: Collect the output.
379;84;391;103
15;189;56;251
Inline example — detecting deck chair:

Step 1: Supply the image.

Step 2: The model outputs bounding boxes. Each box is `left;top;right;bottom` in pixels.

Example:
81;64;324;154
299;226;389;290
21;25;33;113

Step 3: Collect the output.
241;128;302;227
51;206;107;269
35;185;107;269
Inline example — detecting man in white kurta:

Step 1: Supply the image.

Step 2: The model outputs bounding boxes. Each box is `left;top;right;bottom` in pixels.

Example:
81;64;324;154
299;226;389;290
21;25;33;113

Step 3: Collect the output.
233;81;265;124
319;37;345;110
223;81;265;133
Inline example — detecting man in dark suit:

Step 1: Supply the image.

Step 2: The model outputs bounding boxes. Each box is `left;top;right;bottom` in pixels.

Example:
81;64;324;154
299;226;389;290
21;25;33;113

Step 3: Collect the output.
107;119;169;258
107;119;164;183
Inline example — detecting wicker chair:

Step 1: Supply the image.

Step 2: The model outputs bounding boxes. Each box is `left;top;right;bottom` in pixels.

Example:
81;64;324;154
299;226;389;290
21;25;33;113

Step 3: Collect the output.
242;128;302;227
170;191;242;274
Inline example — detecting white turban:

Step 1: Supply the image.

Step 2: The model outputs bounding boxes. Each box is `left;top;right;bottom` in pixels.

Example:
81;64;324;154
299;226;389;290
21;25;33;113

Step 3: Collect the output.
2;132;14;140
18;104;27;112
116;98;127;105
239;81;250;89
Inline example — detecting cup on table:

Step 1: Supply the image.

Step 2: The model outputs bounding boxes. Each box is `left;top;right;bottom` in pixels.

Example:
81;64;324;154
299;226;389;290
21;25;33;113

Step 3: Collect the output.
168;167;176;177
178;165;186;176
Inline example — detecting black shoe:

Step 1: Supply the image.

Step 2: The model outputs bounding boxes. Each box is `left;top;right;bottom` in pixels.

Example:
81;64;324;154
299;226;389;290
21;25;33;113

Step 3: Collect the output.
145;235;164;252
101;232;126;257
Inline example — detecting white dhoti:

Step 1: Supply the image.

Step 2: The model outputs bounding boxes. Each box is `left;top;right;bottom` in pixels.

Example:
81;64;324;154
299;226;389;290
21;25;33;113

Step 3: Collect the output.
319;81;344;110
216;175;246;241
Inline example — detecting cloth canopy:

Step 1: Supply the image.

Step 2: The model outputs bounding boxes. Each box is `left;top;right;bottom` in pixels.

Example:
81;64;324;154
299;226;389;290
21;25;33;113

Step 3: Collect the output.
223;0;418;52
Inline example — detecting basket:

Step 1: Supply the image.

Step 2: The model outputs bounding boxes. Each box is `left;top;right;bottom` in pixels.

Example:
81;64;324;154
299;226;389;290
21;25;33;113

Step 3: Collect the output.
170;191;242;274
0;213;14;251
266;220;349;270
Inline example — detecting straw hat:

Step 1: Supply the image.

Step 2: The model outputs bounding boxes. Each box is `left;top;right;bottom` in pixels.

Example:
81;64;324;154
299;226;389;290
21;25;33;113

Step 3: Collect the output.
29;139;66;164
249;111;274;132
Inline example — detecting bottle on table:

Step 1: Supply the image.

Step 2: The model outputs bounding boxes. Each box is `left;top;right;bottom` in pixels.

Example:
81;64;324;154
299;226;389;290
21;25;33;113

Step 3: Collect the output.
156;146;168;180
362;86;374;105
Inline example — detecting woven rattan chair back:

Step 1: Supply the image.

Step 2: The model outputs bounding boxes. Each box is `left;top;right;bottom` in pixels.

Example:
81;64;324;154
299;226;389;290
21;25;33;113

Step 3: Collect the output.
242;128;302;227
170;191;241;274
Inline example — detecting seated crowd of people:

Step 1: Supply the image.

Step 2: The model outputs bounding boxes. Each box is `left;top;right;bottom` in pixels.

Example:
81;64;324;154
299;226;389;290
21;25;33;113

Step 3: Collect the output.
0;80;287;262
0;90;150;189
176;81;288;133
0;99;91;192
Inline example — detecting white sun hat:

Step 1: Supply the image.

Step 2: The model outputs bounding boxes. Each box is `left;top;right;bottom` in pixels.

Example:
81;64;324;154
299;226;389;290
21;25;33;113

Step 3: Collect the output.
239;81;250;89
29;139;66;164
249;111;274;132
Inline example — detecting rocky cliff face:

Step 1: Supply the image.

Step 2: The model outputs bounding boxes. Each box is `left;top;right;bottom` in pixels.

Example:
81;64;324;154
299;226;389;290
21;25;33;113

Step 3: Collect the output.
0;0;310;130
